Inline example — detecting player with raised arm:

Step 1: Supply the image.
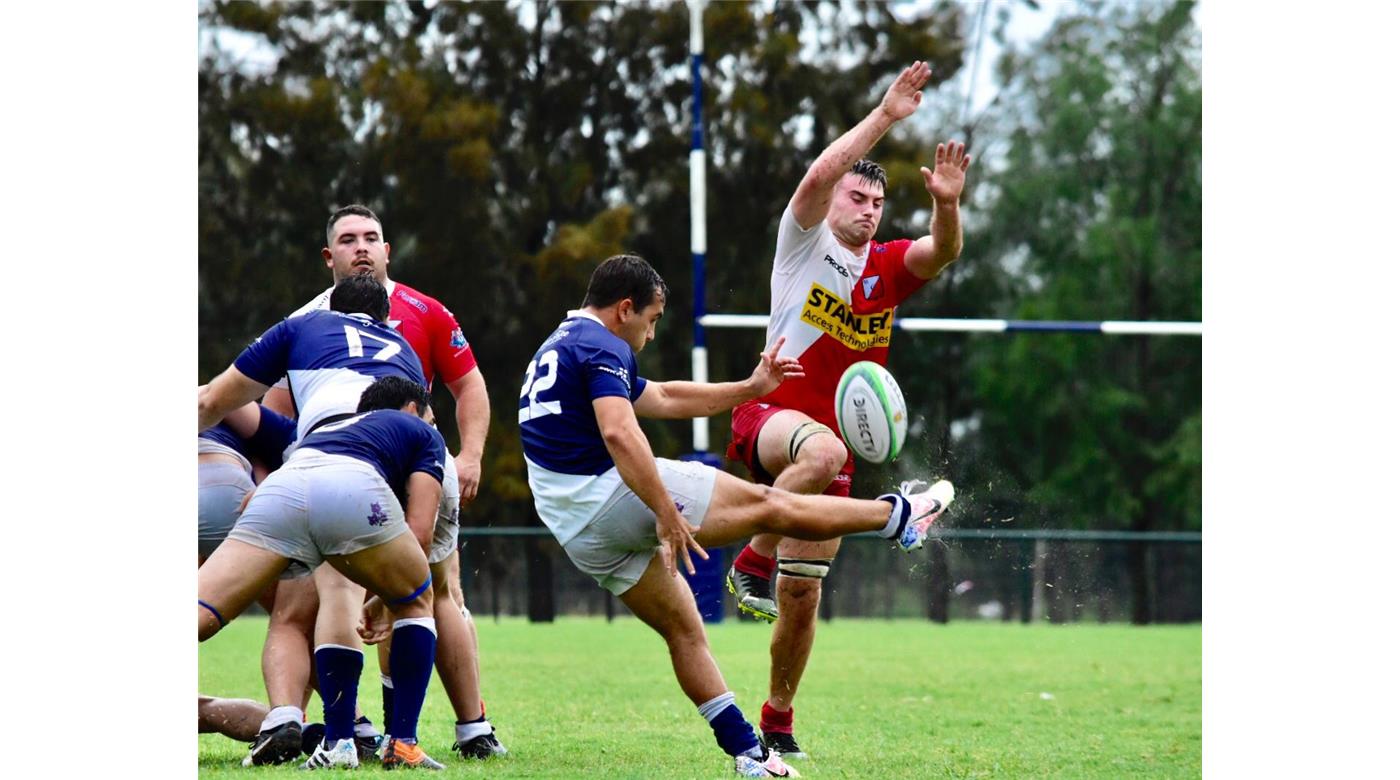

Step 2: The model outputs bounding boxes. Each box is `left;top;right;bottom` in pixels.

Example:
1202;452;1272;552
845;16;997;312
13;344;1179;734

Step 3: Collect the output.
261;205;503;762
517;255;954;777
199;376;452;770
723;60;973;760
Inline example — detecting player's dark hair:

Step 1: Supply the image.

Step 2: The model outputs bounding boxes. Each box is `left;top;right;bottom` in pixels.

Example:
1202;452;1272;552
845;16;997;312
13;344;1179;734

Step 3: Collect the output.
850;159;887;191
329;274;391;322
581;254;668;312
357;376;431;416
326;204;383;245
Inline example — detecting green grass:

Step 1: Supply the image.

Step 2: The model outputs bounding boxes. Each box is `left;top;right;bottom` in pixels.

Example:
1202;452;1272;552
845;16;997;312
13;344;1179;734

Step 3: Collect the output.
200;617;1200;778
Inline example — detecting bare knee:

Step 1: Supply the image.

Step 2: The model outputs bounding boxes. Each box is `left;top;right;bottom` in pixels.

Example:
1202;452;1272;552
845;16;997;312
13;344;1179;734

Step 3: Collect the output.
787;438;846;490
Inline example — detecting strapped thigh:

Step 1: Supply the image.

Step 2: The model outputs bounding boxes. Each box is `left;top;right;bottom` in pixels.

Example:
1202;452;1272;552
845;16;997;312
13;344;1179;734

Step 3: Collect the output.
777;557;833;579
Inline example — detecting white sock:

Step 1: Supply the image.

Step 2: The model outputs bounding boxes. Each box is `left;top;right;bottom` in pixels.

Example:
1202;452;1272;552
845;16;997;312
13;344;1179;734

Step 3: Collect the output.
878;495;911;538
455;719;493;741
260;705;303;731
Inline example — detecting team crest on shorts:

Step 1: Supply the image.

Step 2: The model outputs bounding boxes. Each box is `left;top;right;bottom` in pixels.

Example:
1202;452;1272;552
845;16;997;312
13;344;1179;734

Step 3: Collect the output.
367;502;391;526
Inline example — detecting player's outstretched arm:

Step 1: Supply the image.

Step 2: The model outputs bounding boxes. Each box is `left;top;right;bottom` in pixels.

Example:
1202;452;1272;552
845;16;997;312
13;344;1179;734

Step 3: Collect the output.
905;140;973;280
593;396;708;578
790;60;932;229
198;367;271;432
633;338;803;420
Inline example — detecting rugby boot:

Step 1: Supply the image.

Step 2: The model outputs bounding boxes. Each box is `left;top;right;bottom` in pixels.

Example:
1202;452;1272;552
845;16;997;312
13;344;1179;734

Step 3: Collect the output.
893;479;955;552
382;737;446;770
761;731;808;761
735;748;802;777
727;564;778;622
243;720;304;766
452;727;508;759
301;737;359;769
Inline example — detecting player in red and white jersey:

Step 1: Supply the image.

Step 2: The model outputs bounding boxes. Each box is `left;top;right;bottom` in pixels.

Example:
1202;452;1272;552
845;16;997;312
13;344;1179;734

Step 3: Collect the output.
246;205;505;764
725;61;973;761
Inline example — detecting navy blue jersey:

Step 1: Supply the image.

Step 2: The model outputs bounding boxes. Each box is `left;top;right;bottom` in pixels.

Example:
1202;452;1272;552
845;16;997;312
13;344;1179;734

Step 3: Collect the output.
518;312;649;476
199;406;297;468
233;309;427;440
300;409;447;506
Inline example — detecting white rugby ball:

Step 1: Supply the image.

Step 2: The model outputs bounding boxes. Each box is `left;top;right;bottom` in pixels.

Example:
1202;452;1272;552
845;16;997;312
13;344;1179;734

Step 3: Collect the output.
835;361;908;464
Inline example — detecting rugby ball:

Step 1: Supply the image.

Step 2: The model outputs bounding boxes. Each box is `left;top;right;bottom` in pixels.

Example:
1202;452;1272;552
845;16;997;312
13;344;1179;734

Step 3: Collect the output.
835;361;908;464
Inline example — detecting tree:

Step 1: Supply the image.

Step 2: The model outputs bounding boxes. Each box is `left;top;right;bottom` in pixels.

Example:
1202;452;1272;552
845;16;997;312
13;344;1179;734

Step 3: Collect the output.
958;0;1202;623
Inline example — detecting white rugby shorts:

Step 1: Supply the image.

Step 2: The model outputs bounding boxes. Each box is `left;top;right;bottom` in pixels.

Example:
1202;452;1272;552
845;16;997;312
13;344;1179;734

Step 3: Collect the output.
547;458;718;596
227;450;408;577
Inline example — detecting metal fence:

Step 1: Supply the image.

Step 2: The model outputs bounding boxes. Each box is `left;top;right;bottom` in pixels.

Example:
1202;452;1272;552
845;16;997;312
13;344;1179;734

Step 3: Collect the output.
455;526;1201;624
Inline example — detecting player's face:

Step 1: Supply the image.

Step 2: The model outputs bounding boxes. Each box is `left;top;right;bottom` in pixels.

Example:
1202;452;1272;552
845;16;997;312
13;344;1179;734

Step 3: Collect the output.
828;174;885;249
623;294;665;353
323;215;391;283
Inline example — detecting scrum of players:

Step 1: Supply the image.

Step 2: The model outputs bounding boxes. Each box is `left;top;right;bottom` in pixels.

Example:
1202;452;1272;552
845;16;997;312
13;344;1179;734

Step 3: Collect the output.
197;62;970;776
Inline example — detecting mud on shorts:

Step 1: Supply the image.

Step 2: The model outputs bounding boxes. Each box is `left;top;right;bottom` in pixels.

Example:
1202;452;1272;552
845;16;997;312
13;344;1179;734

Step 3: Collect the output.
199;461;255;559
727;399;855;497
227;450;408;578
560;458;719;596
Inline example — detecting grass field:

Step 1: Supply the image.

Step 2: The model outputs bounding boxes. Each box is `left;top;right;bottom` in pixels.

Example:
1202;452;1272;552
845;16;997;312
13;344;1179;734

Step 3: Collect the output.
199;616;1200;778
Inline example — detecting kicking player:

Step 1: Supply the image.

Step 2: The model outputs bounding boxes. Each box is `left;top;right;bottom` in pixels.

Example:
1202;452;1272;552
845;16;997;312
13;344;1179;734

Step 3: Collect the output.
723;60;973;760
518;255;954;778
199;376;451;770
264;205;502;761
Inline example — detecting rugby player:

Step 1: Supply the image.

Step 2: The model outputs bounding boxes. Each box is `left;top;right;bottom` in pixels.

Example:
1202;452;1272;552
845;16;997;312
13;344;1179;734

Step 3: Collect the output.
723;60;973;759
197;403;293;747
199;376;451;769
263;205;503;761
518;255;954;777
200;274;427;764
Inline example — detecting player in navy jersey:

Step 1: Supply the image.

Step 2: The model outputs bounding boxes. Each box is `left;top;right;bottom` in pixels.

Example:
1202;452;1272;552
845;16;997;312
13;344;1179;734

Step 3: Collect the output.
199;274;421;763
518;255;955;778
197;402;294;746
263;206;503;762
198;401;295;562
199;376;451;770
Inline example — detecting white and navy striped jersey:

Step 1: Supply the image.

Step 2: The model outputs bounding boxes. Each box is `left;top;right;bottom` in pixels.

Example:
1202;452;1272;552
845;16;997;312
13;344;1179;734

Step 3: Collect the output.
234;309;427;442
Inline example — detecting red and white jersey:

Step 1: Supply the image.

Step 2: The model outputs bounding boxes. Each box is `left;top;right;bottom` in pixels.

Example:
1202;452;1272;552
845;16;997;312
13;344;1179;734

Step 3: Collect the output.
758;205;928;431
276;279;477;390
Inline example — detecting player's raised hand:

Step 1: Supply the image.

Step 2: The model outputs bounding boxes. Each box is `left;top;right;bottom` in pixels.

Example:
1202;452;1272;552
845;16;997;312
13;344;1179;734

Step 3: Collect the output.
921;140;973;205
879;60;932;122
655;506;708;579
749;336;805;397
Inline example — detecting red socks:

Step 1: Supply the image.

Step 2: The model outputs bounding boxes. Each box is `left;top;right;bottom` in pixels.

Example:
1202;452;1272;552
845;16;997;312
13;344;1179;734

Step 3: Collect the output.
759;702;794;734
734;544;776;579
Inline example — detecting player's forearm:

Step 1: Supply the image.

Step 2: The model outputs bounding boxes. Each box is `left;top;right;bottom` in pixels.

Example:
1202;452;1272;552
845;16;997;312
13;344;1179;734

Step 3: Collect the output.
404;474;441;552
602;425;677;520
927;200;964;272
646;379;759;419
800;107;897;195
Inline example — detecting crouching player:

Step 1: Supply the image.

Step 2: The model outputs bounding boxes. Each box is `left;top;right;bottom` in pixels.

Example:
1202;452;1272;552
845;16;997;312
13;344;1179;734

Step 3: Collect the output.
518;256;953;777
198;376;451;770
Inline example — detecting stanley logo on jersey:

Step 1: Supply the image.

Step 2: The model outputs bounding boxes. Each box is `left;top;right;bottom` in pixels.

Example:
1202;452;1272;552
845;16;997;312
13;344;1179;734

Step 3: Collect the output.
800;281;894;351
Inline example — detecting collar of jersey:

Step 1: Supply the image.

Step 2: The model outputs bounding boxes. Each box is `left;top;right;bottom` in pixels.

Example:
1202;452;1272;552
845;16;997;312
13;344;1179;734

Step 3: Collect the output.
566;309;605;327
